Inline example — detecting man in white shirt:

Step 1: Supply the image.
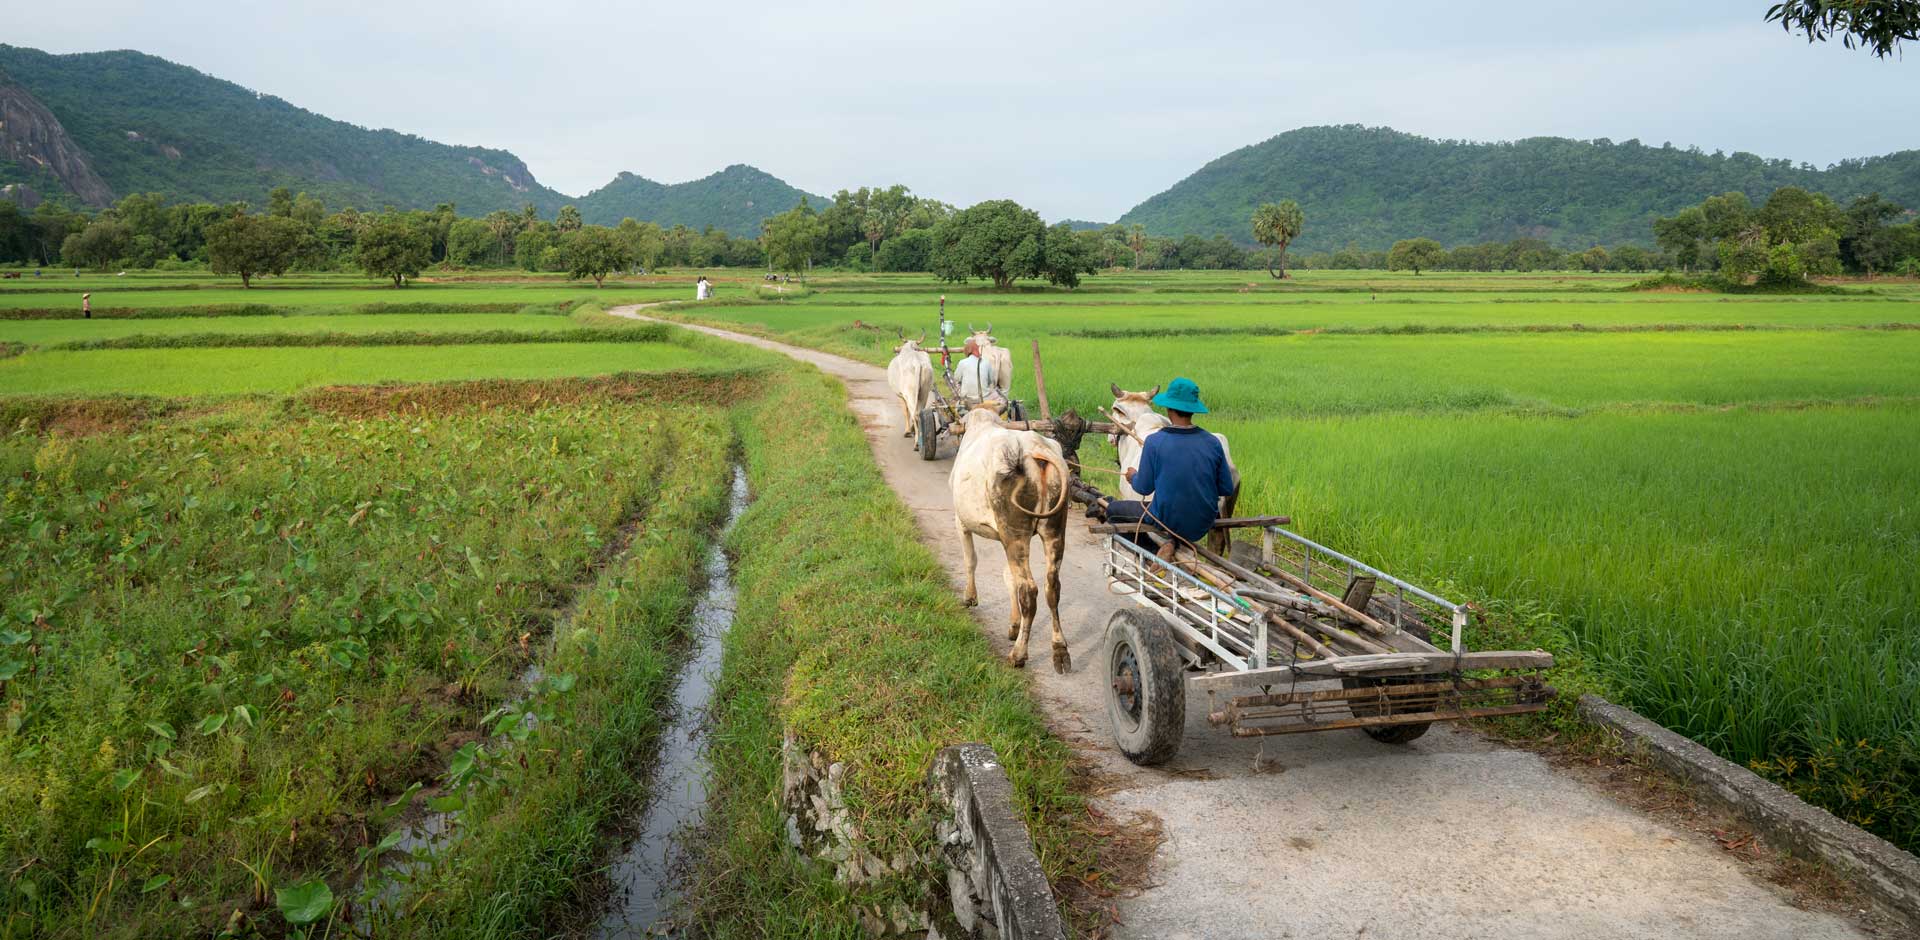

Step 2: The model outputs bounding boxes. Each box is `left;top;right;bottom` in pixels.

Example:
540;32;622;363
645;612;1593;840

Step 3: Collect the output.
953;337;999;400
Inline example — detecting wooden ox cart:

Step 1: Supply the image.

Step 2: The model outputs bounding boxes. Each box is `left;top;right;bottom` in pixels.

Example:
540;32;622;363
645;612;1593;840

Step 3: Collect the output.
1083;506;1555;765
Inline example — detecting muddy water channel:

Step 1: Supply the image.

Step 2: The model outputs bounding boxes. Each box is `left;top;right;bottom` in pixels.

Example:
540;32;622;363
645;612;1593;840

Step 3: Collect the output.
588;465;748;937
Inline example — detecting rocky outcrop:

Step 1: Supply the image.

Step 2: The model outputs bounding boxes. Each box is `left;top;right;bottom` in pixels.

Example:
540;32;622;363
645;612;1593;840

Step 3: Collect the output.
1;182;41;208
0;78;112;206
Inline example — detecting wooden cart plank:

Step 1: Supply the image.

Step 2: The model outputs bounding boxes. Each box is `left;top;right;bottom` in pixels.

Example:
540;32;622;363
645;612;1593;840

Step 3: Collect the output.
1189;650;1556;692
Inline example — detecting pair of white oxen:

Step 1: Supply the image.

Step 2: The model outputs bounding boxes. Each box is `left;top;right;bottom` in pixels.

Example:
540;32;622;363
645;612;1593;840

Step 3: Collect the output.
884;333;1237;675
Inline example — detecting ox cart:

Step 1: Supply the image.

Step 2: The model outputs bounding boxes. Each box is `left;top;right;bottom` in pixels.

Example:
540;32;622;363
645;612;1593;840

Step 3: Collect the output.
915;375;1029;461
1089;513;1556;764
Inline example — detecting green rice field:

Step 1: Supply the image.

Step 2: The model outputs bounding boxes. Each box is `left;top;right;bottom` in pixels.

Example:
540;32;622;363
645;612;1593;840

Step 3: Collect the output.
669;269;1920;850
1;267;1915;935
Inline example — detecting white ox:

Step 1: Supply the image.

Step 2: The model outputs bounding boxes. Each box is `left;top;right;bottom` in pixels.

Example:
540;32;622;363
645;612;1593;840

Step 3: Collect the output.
966;326;1015;398
885;333;934;437
1108;384;1241;553
951;404;1072;672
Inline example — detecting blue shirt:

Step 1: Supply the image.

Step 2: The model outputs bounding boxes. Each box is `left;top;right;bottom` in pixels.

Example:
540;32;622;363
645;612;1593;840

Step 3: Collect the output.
1132;426;1237;542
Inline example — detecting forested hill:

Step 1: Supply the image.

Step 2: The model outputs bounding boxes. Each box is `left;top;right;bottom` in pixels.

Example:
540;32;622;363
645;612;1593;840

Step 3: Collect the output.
576;165;822;235
0;45;570;215
1119;125;1920;250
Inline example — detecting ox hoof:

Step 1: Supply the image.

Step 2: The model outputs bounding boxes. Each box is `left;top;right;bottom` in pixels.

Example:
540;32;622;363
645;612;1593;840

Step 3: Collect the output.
962;595;978;608
1007;650;1028;669
1007;623;1020;641
1052;645;1071;674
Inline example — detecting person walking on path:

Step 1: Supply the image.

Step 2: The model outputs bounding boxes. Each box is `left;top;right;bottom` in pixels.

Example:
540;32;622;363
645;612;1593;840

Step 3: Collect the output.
81;293;90;319
1100;378;1236;545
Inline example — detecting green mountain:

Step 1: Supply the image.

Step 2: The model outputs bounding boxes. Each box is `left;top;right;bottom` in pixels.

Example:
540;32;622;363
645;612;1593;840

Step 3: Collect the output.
0;44;569;214
576;165;822;235
1118;125;1920;250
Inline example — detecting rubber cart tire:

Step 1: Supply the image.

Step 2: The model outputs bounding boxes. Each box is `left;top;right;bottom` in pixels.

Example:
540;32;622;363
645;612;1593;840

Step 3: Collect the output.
918;408;941;461
1105;608;1186;765
1343;673;1433;744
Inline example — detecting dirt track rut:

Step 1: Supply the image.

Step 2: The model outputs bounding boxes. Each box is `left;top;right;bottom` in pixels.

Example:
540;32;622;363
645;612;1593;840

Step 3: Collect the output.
612;305;1873;939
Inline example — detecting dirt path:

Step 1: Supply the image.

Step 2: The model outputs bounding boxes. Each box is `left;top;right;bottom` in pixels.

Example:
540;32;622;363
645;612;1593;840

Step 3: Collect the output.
612;306;1873;939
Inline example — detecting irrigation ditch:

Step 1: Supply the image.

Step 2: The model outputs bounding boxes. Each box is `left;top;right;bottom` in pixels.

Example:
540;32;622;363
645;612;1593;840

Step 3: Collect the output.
585;466;747;937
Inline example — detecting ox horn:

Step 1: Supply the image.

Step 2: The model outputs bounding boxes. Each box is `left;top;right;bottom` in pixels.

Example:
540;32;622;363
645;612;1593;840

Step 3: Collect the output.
1150;384;1161;398
1110;382;1124;398
985;322;993;334
918;329;926;343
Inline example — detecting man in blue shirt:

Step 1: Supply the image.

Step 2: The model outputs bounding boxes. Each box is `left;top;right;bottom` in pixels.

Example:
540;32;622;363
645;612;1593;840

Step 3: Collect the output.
1102;378;1237;547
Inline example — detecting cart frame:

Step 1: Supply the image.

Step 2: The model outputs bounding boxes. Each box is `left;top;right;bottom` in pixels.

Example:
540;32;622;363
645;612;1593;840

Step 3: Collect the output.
1099;523;1554;763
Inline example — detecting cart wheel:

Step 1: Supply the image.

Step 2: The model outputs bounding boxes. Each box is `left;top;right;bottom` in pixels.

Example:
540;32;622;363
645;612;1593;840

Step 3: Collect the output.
1105;608;1185;765
917;408;941;461
1343;674;1432;744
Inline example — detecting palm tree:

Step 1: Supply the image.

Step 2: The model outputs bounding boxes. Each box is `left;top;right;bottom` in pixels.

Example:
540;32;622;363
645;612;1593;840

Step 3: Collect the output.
1251;201;1305;278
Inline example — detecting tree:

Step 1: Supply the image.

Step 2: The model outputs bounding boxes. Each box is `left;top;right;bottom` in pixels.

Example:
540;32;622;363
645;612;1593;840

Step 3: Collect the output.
1755;187;1841;246
1249;200;1305;278
60;220;132;271
930;200;1047;289
516;225;558;271
875;228;933;272
762;201;825;277
267;187;295;218
1653;206;1708;272
1766;1;1920;58
445;218;498;267
1126;224;1148;269
204;214;302;287
562;226;633;287
291;192;326;228
1578;246;1611;273
1041;222;1099;288
862;185;913;270
30;203;85;267
425;203;457;263
483;210;521;267
1839;194;1905;276
556;204;583;233
355;216;431;287
1387;237;1444;275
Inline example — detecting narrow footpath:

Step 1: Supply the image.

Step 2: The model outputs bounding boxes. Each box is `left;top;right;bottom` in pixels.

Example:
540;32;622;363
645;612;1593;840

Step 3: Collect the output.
611;305;1873;940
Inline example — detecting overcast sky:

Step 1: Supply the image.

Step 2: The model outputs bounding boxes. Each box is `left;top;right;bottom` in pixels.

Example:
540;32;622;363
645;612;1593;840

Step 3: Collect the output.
12;1;1919;220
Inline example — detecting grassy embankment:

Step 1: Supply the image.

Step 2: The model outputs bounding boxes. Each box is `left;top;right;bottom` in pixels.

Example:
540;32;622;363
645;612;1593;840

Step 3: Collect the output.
686;365;1106;938
664;271;1920;853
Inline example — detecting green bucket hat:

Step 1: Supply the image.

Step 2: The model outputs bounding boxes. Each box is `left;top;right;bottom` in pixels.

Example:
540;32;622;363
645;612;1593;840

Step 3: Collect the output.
1151;377;1209;414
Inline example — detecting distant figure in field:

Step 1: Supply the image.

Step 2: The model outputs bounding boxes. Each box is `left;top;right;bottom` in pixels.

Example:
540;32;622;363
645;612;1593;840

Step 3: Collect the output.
81;293;91;319
695;276;711;301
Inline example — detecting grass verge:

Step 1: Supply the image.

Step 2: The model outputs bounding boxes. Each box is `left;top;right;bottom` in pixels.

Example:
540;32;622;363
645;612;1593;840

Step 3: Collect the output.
685;366;1113;937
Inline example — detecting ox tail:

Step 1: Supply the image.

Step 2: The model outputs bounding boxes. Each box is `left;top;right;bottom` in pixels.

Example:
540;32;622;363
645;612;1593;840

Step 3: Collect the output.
1008;449;1071;518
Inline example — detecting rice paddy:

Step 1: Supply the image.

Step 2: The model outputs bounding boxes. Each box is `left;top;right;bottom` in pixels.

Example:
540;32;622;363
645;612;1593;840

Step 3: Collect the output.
668;269;1920;851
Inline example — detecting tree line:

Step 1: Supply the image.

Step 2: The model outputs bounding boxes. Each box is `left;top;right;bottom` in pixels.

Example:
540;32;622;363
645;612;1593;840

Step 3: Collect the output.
1282;187;1919;280
0;189;768;286
7;180;1916;290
